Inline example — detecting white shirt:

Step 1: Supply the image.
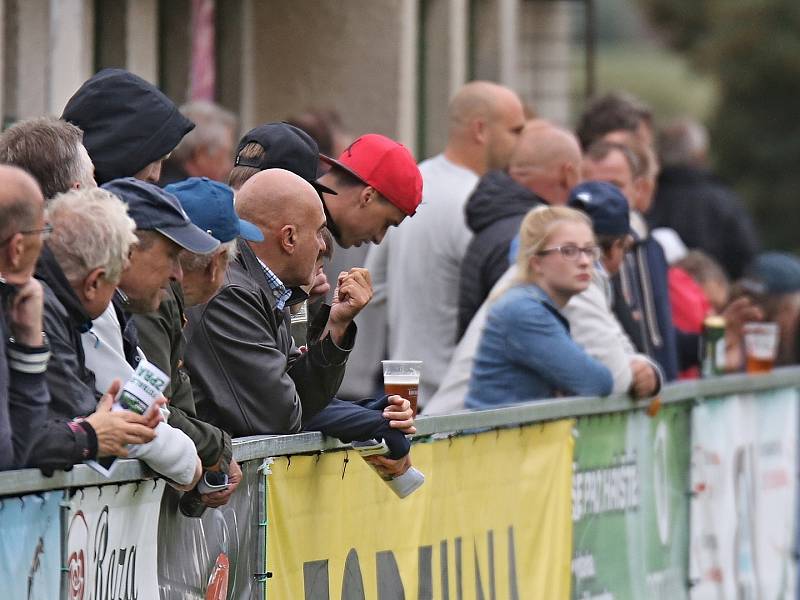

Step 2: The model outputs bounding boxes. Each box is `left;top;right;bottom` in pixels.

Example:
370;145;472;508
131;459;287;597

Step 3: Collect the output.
366;154;478;406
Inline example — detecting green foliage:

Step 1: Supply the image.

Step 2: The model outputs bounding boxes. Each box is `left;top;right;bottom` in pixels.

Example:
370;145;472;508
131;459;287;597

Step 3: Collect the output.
638;0;800;251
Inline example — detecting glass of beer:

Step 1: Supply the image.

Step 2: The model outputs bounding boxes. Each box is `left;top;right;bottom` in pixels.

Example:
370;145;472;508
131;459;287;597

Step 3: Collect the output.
743;322;779;373
381;360;422;416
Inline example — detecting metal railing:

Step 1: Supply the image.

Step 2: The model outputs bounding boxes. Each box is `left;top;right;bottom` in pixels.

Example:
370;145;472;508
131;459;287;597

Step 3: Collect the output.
2;367;799;498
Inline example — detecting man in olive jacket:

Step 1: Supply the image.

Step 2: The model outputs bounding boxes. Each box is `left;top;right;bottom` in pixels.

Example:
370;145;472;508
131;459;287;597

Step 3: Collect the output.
184;169;371;436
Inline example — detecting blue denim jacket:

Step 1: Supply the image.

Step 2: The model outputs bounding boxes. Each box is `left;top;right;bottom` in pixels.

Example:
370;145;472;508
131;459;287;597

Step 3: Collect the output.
465;283;613;409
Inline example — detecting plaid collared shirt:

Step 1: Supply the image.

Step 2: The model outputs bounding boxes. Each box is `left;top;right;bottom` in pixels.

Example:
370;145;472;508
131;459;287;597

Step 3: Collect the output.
257;258;293;311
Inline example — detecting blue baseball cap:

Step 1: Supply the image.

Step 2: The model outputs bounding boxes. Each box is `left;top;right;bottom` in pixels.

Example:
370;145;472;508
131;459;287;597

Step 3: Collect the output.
746;252;800;294
101;177;219;254
165;177;264;243
568;181;632;237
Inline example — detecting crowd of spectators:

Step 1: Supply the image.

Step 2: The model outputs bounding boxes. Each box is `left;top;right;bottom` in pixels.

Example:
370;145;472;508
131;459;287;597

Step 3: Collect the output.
0;68;795;511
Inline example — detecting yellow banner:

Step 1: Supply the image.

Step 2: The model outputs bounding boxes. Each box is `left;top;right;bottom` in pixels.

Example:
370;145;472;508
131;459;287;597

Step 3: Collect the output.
266;419;575;599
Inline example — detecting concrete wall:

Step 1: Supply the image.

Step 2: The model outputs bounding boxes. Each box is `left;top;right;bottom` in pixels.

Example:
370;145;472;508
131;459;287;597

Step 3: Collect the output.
518;1;572;125
241;0;416;148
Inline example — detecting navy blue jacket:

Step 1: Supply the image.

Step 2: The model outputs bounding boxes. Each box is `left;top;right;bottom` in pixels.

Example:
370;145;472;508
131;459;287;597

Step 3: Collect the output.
613;236;679;380
302;396;411;459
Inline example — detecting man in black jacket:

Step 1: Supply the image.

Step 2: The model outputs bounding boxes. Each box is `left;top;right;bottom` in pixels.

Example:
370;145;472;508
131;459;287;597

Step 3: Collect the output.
0;166;51;470
30;187;161;472
457;121;582;337
62;68;194;185
647;118;759;279
185;169;369;436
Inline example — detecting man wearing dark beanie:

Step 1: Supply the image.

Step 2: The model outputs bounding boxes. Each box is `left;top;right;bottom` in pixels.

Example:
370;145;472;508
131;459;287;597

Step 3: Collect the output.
62;68;194;184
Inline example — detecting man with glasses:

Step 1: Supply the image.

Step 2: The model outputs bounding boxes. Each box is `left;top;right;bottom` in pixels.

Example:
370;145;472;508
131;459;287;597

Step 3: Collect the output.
0;165;51;469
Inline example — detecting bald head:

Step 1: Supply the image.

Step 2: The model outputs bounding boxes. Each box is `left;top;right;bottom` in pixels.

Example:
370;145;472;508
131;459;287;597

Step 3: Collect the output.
0;164;46;282
508;121;582;205
236;168;327;287
449;81;522;132
0;165;45;238
237;168;321;229
446;81;526;175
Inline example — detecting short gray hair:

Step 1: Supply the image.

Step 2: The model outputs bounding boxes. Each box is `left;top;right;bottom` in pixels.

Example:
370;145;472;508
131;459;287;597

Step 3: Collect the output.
658;117;709;168
170;101;237;165
0;116;95;199
47;188;137;284
180;240;238;272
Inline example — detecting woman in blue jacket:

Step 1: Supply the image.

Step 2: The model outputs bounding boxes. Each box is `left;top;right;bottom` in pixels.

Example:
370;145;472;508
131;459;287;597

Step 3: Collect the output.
466;206;613;408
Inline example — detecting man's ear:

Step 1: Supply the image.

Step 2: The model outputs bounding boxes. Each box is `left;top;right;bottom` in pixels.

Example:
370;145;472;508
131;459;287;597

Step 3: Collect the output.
280;224;297;254
633;177;655;213
6;233;25;270
562;162;580;192
207;248;227;280
82;267;106;301
359;186;375;208
473;118;488;145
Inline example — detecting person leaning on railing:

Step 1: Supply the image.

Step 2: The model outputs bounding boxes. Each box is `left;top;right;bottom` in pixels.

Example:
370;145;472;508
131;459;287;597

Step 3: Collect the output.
466;206;613;409
0;166;51;470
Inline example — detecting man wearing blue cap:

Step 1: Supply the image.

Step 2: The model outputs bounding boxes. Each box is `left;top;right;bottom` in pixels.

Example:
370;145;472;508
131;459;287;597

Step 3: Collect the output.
135;177;263;508
563;181;662;399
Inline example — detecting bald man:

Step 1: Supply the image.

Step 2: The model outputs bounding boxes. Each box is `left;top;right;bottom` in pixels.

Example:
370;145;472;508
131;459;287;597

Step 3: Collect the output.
0;165;51;469
367;81;526;407
183;169;372;436
457;120;582;337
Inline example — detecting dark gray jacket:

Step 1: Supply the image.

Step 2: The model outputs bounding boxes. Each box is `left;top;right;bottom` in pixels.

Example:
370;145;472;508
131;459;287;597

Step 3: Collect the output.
183;240;356;437
0;284;50;470
134;282;232;471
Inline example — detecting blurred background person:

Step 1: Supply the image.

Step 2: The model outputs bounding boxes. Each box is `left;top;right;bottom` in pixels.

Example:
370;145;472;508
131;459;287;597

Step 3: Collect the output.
457;120;581;338
369;81;526;408
648;117;759;279
159;101;237;185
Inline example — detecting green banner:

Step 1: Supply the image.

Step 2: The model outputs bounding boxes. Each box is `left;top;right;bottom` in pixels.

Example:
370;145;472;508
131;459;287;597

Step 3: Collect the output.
571;405;691;599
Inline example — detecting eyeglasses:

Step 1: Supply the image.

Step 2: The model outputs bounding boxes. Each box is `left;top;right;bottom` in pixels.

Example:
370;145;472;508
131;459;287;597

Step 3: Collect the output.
0;224;53;247
537;244;601;261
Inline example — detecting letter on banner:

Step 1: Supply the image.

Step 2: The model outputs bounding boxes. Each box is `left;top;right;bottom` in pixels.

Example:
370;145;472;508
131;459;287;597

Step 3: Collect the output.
66;480;165;600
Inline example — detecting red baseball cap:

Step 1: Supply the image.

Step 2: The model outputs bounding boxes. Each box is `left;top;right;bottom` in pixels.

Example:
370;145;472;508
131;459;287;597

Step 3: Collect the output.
321;134;423;216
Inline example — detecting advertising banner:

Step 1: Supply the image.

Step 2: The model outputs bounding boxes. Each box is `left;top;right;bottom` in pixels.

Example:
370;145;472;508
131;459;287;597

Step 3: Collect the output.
690;388;798;599
65;480;165;600
0;491;61;599
266;420;575;599
571;405;691;600
158;460;263;600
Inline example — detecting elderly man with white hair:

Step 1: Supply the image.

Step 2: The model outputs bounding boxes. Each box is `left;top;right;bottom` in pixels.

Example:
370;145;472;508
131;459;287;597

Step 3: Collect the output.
30;187;165;472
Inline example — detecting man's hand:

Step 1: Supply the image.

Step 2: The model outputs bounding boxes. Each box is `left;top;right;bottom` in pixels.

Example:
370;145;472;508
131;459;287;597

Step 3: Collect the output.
85;380;160;457
7;278;46;346
383;395;416;434
325;268;373;343
723;297;763;338
308;267;330;302
201;458;243;508
365;453;412;478
629;358;659;399
721;297;763;371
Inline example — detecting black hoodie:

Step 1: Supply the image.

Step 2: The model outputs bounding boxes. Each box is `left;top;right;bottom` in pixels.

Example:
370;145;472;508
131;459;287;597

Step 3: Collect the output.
62;68;194;184
457;170;543;338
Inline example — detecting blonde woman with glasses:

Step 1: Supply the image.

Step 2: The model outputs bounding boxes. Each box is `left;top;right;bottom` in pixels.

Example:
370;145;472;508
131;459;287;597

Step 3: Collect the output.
466;206;613;408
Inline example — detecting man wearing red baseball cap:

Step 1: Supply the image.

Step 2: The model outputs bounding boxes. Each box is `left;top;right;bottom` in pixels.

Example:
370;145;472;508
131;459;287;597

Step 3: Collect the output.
317;133;423;249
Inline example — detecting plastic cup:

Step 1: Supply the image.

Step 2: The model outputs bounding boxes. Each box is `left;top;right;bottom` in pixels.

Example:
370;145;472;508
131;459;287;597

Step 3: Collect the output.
743;322;779;373
381;360;422;416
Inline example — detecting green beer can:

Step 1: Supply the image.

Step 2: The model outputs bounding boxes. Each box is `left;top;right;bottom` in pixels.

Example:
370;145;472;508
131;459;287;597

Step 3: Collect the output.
701;315;726;377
